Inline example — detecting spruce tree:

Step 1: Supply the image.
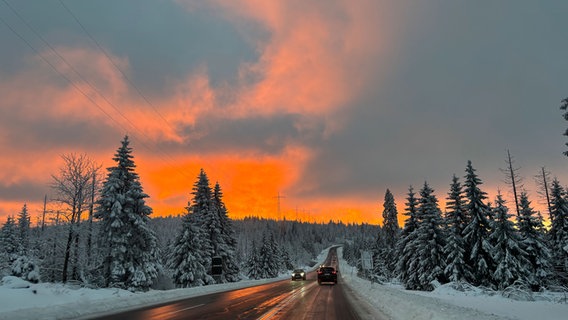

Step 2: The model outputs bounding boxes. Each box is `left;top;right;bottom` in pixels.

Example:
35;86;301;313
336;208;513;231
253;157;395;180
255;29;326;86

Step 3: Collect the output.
95;136;160;291
17;204;30;255
396;186;419;289
381;189;399;277
444;175;469;282
517;192;552;289
414;182;446;291
489;193;530;290
169;206;212;287
382;189;400;247
188;169;214;270
0;216;19;272
257;231;280;278
246;240;262;280
373;231;389;280
212;182;240;282
1;216;18;257
549;178;568;279
462;161;494;286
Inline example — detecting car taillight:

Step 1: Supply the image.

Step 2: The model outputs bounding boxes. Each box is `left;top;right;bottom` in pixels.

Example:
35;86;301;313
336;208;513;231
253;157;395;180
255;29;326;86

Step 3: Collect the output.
332;271;336;274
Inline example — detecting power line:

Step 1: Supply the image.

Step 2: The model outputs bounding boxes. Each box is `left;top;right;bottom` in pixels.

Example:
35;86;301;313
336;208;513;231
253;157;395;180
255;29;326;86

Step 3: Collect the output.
0;7;120;128
57;0;179;136
1;0;193;181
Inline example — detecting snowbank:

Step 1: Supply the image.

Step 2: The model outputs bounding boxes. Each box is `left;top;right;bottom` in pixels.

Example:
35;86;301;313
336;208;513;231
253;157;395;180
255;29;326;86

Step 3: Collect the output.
2;245;566;320
337;247;568;320
0;246;333;320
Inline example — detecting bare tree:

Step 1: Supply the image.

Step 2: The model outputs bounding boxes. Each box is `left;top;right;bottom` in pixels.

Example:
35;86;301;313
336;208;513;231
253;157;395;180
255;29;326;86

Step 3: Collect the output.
85;168;103;270
50;153;100;283
534;166;553;222
499;149;523;216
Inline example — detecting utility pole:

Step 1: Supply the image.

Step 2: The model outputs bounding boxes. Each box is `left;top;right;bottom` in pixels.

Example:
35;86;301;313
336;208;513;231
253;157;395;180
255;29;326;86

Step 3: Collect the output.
41;194;47;231
274;192;286;221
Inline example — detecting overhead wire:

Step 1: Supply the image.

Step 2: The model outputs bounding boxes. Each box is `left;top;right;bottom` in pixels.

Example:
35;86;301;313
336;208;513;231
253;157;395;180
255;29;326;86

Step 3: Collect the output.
1;0;194;180
57;0;179;136
0;5;120;131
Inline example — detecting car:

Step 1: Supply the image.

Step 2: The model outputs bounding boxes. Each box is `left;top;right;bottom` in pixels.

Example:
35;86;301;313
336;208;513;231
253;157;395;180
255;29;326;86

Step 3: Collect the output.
317;266;337;285
291;268;306;281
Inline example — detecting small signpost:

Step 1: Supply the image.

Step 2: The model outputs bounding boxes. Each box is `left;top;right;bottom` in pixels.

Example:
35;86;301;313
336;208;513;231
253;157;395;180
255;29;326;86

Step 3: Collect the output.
360;250;374;286
361;250;373;271
212;256;223;283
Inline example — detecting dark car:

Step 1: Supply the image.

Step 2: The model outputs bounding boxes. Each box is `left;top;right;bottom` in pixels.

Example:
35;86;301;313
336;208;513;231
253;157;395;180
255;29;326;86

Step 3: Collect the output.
317;266;337;285
291;268;306;281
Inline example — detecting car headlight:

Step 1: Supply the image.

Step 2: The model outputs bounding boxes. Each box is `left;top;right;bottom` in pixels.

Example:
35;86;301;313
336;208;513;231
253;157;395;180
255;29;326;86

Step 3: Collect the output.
300;272;305;276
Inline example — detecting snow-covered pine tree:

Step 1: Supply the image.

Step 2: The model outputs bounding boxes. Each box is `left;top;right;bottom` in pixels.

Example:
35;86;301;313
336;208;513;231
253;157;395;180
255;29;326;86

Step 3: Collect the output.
443;175;470;283
17;204;30;255
414;182;446;291
188;169;215;273
0;216;18;273
372;231;389;280
462;160;494;287
169;204;213;287
517;192;552;289
212;182;240;282
257;231;279;278
267;232;281;277
396;186;420;289
245;240;262;280
95;135;160;291
548;178;568;280
381;189;399;277
1;216;18;257
489;193;530;290
382;189;400;247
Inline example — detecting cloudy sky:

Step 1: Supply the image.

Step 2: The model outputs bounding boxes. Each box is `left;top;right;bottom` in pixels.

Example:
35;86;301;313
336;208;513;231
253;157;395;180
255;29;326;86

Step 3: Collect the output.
1;0;568;225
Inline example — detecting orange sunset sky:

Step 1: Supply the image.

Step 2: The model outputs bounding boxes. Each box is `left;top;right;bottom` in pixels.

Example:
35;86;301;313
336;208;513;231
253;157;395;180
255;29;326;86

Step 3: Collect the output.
1;0;568;226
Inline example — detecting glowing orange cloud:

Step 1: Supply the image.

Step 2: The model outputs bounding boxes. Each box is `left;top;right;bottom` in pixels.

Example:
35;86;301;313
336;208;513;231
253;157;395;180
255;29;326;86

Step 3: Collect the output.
176;0;390;123
0;0;399;226
137;145;311;220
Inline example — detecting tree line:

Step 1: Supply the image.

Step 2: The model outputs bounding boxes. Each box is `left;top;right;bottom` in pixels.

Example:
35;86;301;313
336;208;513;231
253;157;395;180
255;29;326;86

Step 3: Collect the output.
342;100;568;292
0;135;354;291
344;160;567;292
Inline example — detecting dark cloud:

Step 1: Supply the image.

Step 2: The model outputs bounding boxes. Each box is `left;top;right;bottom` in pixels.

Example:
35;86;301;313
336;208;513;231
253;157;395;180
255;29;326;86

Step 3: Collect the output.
1;0;257;99
298;0;568;201
174;113;326;155
0;180;48;204
1;106;120;154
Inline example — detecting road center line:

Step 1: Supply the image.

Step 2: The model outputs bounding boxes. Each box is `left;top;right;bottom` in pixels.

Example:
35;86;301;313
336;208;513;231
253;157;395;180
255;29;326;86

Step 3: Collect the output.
258;282;316;320
162;303;205;317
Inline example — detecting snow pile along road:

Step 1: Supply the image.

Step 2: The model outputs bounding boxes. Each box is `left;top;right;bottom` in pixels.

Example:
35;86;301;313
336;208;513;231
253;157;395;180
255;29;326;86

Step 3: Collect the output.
0;248;333;320
337;247;568;320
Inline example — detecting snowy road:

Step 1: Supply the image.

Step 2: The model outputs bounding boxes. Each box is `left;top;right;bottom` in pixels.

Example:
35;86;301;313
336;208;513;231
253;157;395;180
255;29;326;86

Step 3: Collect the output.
86;247;381;320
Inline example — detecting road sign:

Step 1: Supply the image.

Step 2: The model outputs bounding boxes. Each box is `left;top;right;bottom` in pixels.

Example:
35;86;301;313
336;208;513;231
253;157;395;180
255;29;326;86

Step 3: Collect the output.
212;256;223;275
361;250;373;270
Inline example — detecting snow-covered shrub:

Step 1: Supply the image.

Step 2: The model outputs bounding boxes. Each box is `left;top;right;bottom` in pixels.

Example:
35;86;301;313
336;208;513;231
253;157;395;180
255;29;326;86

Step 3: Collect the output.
501;280;534;301
444;281;476;292
11;256;40;283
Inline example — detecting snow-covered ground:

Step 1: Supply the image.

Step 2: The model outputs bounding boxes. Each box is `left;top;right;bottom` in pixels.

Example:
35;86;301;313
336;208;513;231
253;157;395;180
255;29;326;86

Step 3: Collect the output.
0;247;567;320
337;247;568;320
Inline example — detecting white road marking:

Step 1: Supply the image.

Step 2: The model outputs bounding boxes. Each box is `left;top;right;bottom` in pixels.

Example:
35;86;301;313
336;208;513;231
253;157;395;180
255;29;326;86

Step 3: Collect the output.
258;282;317;320
161;303;205;317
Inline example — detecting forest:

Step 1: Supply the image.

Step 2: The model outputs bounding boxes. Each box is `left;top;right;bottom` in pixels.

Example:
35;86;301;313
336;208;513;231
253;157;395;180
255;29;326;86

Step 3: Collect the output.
1;120;568;293
0;136;370;291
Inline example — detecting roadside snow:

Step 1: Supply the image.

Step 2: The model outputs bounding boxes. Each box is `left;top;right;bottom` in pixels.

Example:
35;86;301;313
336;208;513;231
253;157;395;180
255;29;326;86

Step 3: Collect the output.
1;246;567;320
337;247;568;320
0;248;331;320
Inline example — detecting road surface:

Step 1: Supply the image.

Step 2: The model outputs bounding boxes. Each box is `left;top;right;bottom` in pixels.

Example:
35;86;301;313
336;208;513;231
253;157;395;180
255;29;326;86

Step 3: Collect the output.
89;247;383;319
